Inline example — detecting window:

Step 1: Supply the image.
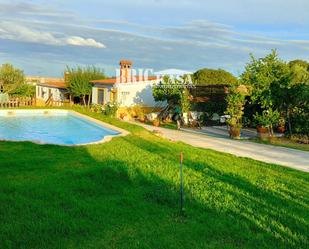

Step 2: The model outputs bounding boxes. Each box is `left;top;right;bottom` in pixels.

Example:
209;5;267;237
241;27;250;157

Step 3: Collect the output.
121;91;130;102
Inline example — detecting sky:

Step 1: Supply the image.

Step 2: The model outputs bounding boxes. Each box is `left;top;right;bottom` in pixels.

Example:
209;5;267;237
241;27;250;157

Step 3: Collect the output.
0;0;309;77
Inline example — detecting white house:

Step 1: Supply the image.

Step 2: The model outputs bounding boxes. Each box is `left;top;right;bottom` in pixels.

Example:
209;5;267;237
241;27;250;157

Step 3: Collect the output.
36;81;69;102
91;60;160;107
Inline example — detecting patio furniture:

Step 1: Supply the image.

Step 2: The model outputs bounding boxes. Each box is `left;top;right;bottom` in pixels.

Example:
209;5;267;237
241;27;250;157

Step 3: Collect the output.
146;112;159;122
188;111;202;129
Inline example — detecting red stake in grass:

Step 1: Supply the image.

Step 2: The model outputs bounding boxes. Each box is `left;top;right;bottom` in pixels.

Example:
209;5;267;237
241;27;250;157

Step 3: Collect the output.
180;152;184;215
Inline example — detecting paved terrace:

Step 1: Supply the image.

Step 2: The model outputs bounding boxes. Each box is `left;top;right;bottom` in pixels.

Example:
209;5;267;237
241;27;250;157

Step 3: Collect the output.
130;122;309;172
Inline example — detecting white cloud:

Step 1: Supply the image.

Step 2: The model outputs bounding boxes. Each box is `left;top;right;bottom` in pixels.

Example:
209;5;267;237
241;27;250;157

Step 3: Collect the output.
0;21;105;48
0;2;75;19
1;1;309;76
65;36;105;48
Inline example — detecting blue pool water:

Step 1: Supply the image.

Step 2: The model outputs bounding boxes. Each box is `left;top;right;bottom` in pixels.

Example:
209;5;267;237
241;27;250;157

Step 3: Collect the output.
0;111;119;145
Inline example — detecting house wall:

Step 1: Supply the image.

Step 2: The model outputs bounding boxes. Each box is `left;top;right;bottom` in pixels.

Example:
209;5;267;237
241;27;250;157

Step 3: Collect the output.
91;80;165;108
116;80;158;107
36;85;65;102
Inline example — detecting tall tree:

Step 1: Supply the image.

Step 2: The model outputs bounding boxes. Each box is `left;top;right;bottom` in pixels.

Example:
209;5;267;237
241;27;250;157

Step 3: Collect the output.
241;50;291;109
284;61;309;134
241;50;309;135
66;66;106;106
193;68;238;85
152;76;184;104
288;60;309;70
0;64;25;94
152;75;192;119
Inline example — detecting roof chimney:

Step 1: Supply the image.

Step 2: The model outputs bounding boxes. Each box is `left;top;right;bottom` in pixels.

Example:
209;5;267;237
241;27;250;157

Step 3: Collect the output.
119;60;133;83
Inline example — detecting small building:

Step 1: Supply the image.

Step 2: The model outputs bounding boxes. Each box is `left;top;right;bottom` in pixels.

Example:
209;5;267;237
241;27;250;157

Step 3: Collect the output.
36;81;70;104
91;60;159;107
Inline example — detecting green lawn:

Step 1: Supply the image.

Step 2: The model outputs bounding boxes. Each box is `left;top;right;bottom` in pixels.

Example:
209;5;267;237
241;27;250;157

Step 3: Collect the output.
250;137;309;152
144;120;178;130
0;108;308;249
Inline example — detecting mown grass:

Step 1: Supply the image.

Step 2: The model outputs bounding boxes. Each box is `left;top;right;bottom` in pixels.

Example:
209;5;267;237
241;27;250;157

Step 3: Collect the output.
250;137;309;152
144;120;178;130
0;108;308;249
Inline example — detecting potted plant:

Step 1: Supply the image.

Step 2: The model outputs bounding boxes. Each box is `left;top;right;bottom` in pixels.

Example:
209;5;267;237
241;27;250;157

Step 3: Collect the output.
119;112;127;120
229;123;242;139
254;109;279;139
225;85;248;140
277;117;286;133
254;112;269;138
152;118;160;127
132;105;145;122
139;114;145;123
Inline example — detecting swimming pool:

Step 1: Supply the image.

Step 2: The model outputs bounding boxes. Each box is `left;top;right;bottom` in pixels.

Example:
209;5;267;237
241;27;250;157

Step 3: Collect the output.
0;110;124;145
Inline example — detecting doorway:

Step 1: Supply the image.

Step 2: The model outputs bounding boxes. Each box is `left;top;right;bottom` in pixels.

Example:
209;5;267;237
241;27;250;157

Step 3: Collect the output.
97;88;106;105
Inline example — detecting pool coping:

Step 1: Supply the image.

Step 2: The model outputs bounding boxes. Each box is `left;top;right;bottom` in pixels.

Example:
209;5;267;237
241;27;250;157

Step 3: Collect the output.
0;109;130;146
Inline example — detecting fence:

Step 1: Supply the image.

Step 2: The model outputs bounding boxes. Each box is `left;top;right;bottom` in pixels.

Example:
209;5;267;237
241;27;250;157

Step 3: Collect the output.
0;97;73;108
45;95;72;107
0;97;35;108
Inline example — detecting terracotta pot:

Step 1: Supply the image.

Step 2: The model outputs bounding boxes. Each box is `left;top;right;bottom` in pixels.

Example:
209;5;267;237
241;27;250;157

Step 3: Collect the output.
257;126;268;133
119;113;126;120
153;120;160;127
277;126;285;133
229;127;241;139
257;126;269;139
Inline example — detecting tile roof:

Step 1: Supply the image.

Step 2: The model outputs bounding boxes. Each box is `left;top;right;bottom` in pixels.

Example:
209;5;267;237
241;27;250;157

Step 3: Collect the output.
37;76;158;87
91;78;117;84
37;81;67;89
91;76;158;85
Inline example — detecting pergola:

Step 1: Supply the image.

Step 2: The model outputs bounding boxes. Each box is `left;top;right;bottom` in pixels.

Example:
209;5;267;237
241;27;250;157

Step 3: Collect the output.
189;84;229;103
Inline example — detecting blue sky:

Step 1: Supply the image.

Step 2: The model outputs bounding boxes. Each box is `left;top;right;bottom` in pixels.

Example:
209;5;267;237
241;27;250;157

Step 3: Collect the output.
0;0;309;77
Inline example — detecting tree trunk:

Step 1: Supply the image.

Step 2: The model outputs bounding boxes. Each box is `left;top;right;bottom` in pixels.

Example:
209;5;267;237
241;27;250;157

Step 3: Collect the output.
82;95;86;106
87;94;91;107
269;124;274;137
287;107;292;136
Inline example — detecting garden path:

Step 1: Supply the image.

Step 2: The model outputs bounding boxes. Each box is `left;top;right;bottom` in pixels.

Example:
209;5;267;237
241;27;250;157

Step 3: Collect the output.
130;121;309;172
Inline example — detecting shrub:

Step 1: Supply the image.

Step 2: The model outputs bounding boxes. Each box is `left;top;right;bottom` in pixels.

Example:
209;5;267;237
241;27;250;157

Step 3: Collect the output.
129;104;145;119
11;84;35;97
225;85;247;129
90;104;104;113
290;134;309;144
290;106;309;135
253;109;280;135
103;102;119;117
